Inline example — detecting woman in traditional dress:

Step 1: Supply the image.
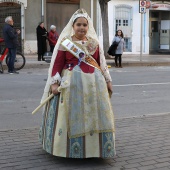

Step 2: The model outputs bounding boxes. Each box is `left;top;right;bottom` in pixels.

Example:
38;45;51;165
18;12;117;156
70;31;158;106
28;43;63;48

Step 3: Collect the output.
39;9;115;158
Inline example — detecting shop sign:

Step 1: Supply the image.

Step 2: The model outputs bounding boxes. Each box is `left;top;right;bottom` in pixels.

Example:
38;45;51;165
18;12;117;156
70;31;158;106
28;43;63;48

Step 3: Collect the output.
149;2;170;11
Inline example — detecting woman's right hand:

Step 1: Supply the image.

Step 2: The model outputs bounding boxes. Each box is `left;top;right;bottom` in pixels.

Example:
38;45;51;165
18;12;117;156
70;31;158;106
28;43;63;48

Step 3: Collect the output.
51;83;59;95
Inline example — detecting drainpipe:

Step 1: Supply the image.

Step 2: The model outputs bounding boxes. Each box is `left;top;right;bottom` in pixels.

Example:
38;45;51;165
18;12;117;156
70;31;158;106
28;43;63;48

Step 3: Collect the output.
21;3;25;53
91;0;93;22
41;0;44;22
144;12;146;53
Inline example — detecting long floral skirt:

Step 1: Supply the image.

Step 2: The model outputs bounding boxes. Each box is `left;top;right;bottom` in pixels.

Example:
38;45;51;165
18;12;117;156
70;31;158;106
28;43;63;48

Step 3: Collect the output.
39;66;116;158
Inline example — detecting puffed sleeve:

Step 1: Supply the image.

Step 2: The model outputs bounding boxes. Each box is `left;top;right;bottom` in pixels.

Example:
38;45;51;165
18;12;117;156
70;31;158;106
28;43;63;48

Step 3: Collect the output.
50;48;66;85
52;50;66;76
92;46;100;66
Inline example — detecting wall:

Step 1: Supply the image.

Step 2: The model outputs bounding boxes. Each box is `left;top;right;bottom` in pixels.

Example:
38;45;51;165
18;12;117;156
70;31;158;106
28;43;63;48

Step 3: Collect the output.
24;0;92;54
93;0;98;31
24;0;42;54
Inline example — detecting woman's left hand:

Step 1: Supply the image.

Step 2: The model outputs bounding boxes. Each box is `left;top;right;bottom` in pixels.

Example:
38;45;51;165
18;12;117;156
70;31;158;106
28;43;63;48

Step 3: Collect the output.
107;81;113;97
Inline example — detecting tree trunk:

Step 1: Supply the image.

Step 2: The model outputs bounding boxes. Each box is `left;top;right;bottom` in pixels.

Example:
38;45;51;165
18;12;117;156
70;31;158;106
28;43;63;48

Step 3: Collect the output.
98;0;110;58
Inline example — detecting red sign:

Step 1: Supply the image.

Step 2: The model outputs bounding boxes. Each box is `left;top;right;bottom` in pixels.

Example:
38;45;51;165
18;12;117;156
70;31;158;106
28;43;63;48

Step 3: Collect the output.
151;3;170;10
140;0;146;7
146;1;151;9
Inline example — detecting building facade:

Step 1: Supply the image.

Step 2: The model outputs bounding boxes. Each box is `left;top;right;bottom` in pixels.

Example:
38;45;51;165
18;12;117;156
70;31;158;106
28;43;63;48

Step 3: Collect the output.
104;0;170;54
0;0;95;54
0;0;170;55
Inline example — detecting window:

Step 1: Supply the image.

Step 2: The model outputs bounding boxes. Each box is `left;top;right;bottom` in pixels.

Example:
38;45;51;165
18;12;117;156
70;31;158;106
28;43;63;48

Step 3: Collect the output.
123;20;128;26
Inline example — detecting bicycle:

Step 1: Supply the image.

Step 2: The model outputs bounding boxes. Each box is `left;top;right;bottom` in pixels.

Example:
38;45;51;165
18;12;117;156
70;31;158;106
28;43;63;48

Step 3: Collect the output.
0;38;26;73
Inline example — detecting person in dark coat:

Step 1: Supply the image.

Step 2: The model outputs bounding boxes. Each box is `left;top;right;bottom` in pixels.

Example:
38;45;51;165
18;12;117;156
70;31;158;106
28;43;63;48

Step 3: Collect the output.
36;22;48;61
3;16;20;74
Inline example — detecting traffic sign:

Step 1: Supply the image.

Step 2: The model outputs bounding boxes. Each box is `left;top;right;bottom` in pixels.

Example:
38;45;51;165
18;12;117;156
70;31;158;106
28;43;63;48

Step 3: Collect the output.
140;0;146;7
139;0;147;13
140;7;146;13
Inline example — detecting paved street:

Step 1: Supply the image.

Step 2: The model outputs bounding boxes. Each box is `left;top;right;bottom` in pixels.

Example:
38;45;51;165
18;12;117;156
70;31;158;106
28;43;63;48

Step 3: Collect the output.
0;66;170;169
111;66;170;119
0;114;170;170
1;66;170;129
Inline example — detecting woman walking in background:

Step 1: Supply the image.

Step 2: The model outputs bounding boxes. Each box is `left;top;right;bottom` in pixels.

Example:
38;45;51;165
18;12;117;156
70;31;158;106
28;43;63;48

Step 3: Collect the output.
36;22;48;61
48;25;59;53
112;30;125;68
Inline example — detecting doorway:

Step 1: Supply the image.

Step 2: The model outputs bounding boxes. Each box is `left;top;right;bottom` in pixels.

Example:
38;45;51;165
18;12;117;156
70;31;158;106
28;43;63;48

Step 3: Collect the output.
149;20;160;53
46;3;79;34
0;2;21;52
149;11;160;53
149;10;170;54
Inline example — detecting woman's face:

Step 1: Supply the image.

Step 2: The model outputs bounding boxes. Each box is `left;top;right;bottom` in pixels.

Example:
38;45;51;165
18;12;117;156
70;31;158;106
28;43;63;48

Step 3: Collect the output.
52;28;56;32
73;17;88;37
8;19;14;26
118;30;122;36
40;23;44;28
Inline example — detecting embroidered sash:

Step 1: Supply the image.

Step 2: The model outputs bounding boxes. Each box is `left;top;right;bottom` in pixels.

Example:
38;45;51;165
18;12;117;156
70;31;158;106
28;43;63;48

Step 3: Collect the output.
61;38;101;71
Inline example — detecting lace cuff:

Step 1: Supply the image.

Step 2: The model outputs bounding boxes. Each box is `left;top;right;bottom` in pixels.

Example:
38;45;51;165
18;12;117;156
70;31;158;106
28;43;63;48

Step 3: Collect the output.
50;72;62;85
103;68;112;82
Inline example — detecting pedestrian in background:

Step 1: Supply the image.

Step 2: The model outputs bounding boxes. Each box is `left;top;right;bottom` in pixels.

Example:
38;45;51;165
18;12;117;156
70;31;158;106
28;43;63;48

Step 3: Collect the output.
36;22;48;61
48;25;59;53
3;16;20;74
112;30;125;68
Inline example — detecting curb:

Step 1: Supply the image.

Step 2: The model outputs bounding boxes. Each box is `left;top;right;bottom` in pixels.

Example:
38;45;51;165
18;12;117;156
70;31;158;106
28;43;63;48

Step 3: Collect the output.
107;61;170;67
3;61;170;70
24;62;170;69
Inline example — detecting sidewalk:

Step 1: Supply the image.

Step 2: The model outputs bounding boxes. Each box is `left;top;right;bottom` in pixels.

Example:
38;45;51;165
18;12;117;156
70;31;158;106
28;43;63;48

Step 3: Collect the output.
5;54;170;70
0;113;170;170
107;54;170;67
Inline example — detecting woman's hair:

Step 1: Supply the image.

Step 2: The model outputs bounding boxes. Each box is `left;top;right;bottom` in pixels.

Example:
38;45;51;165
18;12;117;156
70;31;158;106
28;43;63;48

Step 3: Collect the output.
39;22;44;26
115;30;124;38
73;17;88;26
50;25;56;30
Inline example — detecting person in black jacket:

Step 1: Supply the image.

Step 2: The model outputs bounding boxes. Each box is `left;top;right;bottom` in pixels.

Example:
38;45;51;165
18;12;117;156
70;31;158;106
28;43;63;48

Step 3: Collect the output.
3;16;20;74
36;22;48;61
